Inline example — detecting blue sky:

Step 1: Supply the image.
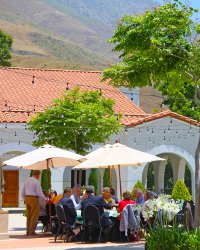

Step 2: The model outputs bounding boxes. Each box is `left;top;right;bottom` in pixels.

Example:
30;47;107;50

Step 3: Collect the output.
157;1;200;19
158;0;200;9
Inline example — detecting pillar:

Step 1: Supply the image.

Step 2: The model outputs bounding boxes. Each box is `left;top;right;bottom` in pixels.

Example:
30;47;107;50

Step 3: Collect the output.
167;155;182;185
157;161;167;193
177;158;186;181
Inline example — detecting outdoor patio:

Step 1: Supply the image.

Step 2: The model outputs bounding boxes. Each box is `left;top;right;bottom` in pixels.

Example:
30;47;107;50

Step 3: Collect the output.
0;213;145;250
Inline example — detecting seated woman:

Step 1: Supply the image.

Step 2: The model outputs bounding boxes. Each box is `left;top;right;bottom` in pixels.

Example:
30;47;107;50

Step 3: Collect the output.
144;190;154;202
101;187;116;206
51;190;63;204
46;190;61;217
117;189;136;220
141;190;155;230
117;189;136;242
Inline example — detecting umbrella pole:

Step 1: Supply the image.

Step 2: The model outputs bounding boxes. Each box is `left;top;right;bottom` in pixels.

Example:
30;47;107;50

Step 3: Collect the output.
118;165;122;198
47;159;52;227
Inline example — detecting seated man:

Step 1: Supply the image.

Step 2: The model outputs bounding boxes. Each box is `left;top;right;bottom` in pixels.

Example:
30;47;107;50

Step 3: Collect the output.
81;186;112;242
57;187;77;227
134;188;145;205
70;184;82;209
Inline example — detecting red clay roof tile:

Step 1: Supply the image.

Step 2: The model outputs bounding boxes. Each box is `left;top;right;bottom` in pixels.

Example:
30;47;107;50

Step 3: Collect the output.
0;67;146;124
0;67;199;128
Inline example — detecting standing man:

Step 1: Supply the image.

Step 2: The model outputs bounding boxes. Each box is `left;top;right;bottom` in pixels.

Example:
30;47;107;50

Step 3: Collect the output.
21;170;46;236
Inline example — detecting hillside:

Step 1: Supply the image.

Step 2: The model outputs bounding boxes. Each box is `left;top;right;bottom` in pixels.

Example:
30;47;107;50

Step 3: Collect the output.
0;0;155;69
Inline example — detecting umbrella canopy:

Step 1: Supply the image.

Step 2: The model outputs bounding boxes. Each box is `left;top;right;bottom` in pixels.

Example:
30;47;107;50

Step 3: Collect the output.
73;143;165;197
73;143;164;169
3;144;84;170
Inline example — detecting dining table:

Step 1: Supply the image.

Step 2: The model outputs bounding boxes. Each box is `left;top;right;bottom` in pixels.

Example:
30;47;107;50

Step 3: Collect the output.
76;208;119;222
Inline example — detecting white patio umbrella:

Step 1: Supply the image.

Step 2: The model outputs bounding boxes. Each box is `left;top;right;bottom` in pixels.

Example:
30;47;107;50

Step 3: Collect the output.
3;144;85;193
3;144;84;222
73;143;165;197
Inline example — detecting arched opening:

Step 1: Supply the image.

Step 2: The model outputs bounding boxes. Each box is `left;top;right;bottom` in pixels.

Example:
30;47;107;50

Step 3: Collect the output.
147;163;155;191
184;164;192;194
164;160;174;194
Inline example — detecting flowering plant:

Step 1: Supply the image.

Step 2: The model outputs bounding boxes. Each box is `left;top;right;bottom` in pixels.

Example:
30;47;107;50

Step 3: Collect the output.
141;194;180;222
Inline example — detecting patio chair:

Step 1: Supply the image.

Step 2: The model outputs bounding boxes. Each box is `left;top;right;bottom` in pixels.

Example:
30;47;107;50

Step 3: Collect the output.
82;205;102;243
55;204;78;243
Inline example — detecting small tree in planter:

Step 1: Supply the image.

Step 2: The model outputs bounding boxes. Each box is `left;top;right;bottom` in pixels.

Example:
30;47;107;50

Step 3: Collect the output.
132;180;145;200
88;169;98;195
171;179;191;201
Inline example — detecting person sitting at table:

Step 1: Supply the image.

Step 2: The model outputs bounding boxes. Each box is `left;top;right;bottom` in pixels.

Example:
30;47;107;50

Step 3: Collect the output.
70;184;82;209
81;186;112;242
134;188;145;205
144;190;154;202
117;189;136;220
117;190;136;242
46;190;60;218
101;187;116;206
57;187;77;227
38;191;49;232
110;187;119;204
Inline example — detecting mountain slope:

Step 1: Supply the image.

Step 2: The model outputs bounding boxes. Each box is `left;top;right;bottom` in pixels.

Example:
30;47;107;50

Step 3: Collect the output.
0;0;155;69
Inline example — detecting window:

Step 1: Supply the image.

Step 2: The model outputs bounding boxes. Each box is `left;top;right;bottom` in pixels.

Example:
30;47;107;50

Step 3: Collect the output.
71;170;86;187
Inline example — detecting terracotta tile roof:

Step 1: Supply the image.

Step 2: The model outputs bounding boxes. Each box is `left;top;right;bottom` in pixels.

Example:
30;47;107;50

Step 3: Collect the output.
0;67;146;124
126;110;200;128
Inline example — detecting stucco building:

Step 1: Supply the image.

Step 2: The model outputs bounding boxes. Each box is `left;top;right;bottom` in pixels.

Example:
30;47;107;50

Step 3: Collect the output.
0;67;199;207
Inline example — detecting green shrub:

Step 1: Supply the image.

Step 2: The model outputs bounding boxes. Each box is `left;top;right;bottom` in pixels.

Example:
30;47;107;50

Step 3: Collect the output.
146;226;200;250
41;169;51;192
88;169;98;195
131;180;145;200
103;169;109;187
30;170;33;177
171;179;191;201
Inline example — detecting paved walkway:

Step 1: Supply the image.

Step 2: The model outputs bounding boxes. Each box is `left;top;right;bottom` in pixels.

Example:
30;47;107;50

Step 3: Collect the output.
0;213;145;250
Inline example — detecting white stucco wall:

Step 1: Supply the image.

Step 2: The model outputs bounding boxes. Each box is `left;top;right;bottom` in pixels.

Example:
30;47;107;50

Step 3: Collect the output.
0;117;199;206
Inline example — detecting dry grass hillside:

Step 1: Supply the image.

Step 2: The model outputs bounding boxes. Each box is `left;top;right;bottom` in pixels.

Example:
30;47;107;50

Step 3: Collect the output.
0;0;155;69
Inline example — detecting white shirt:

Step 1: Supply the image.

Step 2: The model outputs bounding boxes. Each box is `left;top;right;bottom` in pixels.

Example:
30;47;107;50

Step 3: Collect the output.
21;176;46;200
70;194;81;210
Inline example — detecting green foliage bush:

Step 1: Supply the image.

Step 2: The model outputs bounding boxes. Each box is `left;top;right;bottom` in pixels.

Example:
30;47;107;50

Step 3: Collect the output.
171;179;191;201
146;226;200;250
88;169;98;195
131;180;145;200
103;169;109;187
41;169;51;192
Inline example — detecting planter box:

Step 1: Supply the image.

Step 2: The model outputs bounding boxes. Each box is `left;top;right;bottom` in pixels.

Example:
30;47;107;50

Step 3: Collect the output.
0;210;9;240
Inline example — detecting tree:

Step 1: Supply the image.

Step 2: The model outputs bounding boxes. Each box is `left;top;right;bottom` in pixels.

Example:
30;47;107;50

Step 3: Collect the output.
171;179;191;201
88;169;98;195
103;0;200;227
41;170;51;192
0;29;12;66
103;1;199;102
28;87;121;155
103;169;109;187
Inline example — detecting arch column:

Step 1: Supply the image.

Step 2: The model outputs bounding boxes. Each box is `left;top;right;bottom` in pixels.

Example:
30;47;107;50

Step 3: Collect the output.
142;164;149;189
178;158;187;181
157;161;167;193
167;154;182;185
